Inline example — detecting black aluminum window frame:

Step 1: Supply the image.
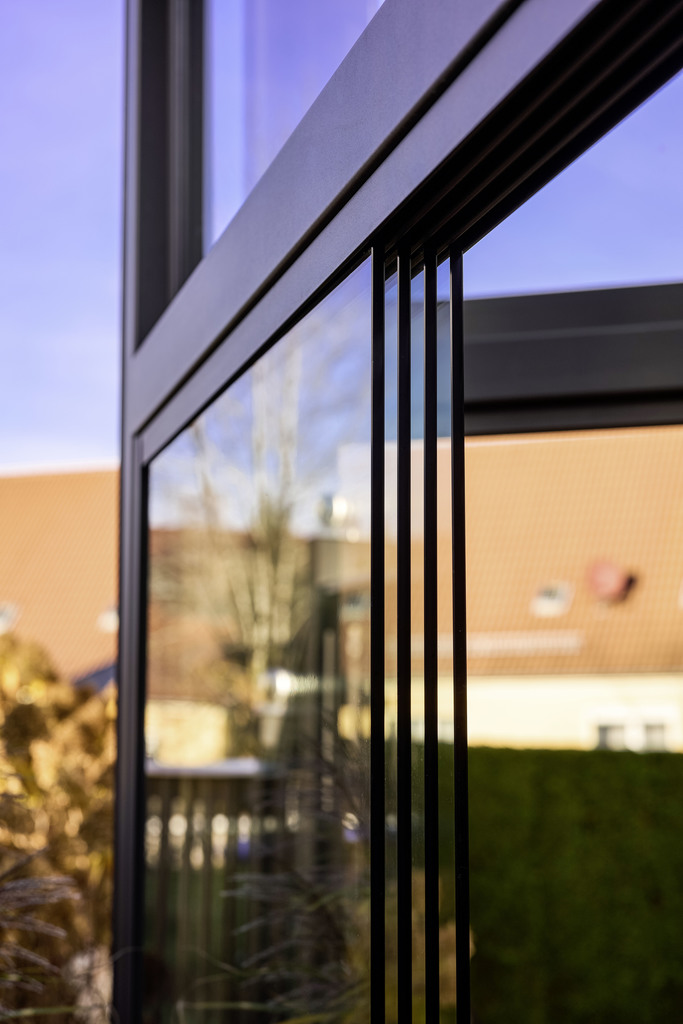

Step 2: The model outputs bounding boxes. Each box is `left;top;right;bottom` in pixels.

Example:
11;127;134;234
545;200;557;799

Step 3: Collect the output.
464;281;683;435
116;0;683;1019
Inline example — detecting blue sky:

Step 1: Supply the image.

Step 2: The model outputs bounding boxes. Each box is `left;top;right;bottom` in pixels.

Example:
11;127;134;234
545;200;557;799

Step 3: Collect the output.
0;2;123;469
465;67;683;297
0;4;681;469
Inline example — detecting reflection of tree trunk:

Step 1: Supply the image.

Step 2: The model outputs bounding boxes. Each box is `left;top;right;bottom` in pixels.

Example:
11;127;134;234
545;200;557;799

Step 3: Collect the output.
190;421;258;660
252;342;302;674
188;339;306;682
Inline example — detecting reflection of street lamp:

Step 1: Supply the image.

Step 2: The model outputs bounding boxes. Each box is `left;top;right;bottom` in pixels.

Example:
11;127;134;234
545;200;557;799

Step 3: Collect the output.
257;667;295;700
318;492;359;542
256;667;295;749
318;492;348;529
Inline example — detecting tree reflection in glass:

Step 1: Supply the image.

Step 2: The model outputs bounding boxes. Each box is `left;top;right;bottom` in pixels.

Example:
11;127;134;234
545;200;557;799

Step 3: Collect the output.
144;260;372;1023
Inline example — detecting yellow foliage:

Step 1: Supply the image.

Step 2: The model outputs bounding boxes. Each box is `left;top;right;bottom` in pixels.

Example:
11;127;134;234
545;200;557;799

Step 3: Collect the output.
0;632;115;1019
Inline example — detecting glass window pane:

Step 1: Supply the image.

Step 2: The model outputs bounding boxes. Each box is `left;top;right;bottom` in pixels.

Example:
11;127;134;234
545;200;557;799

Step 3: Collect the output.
145;260;372;1021
464;69;683;297
205;0;385;250
464;61;683;1017
465;425;683;1021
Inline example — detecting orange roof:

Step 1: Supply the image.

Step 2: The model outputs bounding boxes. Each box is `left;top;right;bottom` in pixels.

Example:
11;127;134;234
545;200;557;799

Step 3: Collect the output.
463;426;683;675
146;425;683;695
0;468;118;680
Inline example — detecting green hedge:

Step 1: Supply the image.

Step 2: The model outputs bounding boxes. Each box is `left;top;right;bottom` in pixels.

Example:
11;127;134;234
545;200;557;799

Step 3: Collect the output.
466;747;683;1024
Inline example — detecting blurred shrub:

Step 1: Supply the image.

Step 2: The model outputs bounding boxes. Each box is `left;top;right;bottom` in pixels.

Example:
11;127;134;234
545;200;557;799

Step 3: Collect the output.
0;633;115;1020
468;746;683;1023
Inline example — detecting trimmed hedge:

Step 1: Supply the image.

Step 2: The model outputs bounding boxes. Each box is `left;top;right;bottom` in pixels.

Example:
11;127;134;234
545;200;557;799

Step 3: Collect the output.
466;747;683;1023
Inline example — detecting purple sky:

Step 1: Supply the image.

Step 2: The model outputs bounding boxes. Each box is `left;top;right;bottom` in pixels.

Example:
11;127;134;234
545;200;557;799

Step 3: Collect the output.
0;4;681;469
465;67;683;297
0;2;123;469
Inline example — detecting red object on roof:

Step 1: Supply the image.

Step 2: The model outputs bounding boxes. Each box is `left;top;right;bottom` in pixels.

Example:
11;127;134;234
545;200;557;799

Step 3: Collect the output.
587;560;635;602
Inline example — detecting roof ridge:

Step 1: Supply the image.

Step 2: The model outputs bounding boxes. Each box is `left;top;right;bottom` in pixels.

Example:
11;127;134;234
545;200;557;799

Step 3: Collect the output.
0;460;120;479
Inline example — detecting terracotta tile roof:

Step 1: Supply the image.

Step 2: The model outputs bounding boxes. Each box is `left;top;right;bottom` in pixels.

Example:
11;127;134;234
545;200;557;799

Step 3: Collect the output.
0;468;118;681
147;425;683;694
463;426;683;675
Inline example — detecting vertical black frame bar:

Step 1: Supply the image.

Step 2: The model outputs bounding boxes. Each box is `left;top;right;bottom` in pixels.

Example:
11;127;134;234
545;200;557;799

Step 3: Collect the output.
136;0;170;343
113;437;149;1024
370;245;386;1022
167;0;205;296
450;250;471;1019
134;0;205;347
423;246;440;1019
396;247;413;1023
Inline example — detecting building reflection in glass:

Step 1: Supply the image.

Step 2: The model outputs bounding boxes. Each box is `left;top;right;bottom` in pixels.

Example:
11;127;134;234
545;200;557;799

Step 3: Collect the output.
144;260;372;1023
466;426;683;1023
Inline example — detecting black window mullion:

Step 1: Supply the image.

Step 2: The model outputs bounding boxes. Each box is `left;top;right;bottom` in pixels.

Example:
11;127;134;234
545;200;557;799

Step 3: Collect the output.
113;437;149;1023
167;0;205;296
450;249;471;1020
136;0;170;343
371;244;386;1023
396;247;413;1024
423;246;440;1020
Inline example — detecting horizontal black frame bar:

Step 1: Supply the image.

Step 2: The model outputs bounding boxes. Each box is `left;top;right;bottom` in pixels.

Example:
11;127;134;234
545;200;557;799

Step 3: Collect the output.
465;394;683;436
464;283;683;406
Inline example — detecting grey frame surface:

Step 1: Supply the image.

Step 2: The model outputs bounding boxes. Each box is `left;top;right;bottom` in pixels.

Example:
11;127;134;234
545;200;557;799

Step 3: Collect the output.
116;0;683;1018
128;0;605;437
